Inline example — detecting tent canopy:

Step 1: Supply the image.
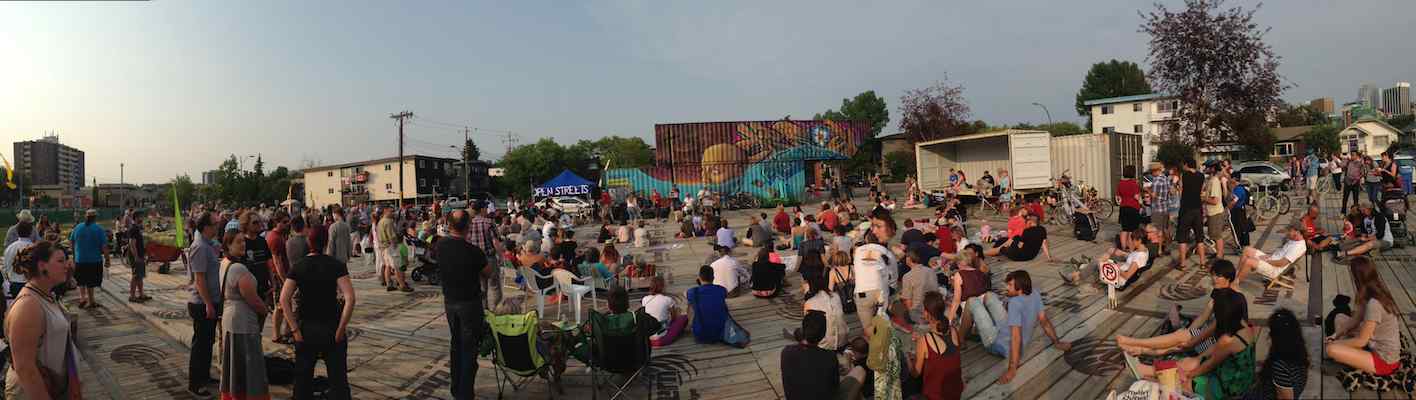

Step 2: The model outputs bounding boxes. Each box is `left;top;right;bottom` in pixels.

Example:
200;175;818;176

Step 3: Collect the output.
535;170;595;197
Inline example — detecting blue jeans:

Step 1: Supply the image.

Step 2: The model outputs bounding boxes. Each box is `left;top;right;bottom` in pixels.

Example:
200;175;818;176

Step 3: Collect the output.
445;301;484;400
1367;182;1382;206
966;293;1007;352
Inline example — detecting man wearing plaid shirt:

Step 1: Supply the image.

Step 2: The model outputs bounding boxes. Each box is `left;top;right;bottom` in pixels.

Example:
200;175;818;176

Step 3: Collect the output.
1144;163;1176;256
465;201;504;309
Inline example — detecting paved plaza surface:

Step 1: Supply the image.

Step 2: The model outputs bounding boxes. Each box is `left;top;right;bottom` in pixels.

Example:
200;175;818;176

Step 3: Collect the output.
57;190;1414;399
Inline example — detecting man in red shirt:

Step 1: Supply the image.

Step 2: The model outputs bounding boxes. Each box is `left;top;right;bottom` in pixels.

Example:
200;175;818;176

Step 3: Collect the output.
1300;204;1334;251
818;202;839;232
773;205;791;234
264;211;292;341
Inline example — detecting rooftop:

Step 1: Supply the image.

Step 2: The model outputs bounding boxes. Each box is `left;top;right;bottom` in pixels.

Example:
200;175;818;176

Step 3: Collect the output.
299;154;458;173
1081;93;1174;106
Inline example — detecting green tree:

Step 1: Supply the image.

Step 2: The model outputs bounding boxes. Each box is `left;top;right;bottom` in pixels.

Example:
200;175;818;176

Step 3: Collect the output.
1275;103;1328;127
1301;125;1341;156
1387;114;1415;132
1075;60;1153;119
462;138;481;161
164;174;197;209
571;136;654;169
1014;121;1088;136
816;91;891;175
884;150;915;179
498;138;595;196
1154;140;1196;166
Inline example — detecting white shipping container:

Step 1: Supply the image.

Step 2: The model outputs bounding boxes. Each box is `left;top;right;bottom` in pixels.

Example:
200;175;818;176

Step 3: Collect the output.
914;130;1142;200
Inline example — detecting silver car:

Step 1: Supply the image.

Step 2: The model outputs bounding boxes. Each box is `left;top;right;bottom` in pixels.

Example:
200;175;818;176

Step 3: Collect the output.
1233;161;1292;190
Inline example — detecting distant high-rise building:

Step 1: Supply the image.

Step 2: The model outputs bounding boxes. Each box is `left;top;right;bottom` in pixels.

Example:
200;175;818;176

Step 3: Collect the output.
1309;97;1335;114
1382;82;1411;116
201;170;220;185
12;134;85;192
1359;84;1382;110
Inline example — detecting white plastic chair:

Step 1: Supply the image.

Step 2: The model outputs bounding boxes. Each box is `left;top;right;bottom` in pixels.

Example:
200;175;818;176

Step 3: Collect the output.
551;268;597;325
518;266;557;317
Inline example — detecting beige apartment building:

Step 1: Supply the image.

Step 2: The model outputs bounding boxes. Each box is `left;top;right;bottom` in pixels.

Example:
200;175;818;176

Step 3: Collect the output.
301;155;457;209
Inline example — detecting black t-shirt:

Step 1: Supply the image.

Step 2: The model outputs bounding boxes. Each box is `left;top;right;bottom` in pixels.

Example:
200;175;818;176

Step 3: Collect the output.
781;344;840;400
435;237;487;303
750;261;786;291
900;228;925;248
244;237;273;296
551;241;578;265
1014;226;1048;260
288;254;349;322
127;224;145;258
908;240;941;263
800;238;826;259
1180;170;1204;211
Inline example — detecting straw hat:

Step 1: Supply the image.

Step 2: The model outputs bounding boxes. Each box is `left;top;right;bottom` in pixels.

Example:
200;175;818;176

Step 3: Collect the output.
15;209;33;223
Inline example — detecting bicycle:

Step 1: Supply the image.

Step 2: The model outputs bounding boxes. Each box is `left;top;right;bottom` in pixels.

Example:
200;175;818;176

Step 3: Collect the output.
1076;180;1115;220
1247;181;1291;221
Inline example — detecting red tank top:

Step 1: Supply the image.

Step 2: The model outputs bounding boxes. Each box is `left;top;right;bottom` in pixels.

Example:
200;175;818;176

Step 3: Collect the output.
922;332;963;400
957;269;988;300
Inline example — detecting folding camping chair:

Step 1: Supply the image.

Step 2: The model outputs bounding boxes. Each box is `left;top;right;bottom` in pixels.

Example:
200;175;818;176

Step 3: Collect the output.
486;311;558;399
586;310;656;400
1261;252;1308;290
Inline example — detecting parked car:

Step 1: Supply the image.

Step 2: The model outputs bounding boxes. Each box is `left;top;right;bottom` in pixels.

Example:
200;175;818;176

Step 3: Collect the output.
1233;161;1292;190
549;196;591;215
444;197;469;209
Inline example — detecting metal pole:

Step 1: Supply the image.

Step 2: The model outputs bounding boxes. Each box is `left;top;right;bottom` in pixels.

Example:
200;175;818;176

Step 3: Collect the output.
1032;102;1053;125
390;111;414;208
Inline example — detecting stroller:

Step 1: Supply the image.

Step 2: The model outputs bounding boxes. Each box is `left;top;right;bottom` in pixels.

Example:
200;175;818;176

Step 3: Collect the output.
407;233;441;285
1382;186;1414;247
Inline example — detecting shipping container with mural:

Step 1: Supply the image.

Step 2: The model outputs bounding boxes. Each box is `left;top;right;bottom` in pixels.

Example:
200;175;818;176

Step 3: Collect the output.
604;120;869;203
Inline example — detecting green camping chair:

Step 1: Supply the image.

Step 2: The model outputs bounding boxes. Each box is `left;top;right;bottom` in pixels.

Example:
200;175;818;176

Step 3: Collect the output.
486;311;556;399
586;309;658;400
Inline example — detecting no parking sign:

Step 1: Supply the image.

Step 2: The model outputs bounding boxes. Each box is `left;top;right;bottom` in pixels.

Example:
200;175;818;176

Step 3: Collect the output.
1099;260;1122;287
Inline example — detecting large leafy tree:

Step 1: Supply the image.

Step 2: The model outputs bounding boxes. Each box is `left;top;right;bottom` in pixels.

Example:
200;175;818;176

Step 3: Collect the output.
569;136;654;169
1301;125;1341;156
498;138;595;196
1142;0;1286;148
1013;121;1088;136
899;78;972;143
1075;60;1153;118
815;91;890;174
1275;103;1328;127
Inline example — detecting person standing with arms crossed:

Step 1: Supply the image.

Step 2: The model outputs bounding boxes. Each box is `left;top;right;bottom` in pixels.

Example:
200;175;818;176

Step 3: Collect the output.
1171;158;1207;270
464;201;503;310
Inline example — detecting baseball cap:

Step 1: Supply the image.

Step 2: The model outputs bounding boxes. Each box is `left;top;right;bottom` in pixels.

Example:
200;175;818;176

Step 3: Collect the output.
85;209;98;217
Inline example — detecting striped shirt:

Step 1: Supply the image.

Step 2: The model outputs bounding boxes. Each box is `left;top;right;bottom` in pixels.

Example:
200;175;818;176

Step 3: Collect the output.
1251;358;1305;400
465;215;497;255
1146;175;1176;215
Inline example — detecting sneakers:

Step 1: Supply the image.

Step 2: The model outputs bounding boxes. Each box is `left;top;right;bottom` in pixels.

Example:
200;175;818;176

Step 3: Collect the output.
188;386;213;398
1059;269;1077;285
386;285;397;292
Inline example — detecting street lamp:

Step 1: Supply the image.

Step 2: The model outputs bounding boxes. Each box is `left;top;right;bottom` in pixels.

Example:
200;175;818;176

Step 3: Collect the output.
1031;102;1053;125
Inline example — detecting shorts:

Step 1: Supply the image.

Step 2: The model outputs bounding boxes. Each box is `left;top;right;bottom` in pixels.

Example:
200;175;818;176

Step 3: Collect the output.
128;254;147;280
75;262;103;288
1119;207;1141;231
1000;243;1033;262
1175;210;1204;245
1150;213;1171;236
1307;176;1318;191
1374;353;1402;376
1252;258;1287;279
1205;213;1227;241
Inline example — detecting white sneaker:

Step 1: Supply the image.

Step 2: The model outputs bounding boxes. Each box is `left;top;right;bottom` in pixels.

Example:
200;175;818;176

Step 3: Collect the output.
1123;352;1143;381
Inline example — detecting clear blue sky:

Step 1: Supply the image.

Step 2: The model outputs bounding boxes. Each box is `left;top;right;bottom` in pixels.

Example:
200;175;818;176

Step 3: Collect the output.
3;0;1413;184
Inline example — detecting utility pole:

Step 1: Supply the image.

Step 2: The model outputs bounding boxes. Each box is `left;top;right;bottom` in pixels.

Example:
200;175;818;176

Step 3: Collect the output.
390;111;414;209
120;163;124;208
501;130;518;155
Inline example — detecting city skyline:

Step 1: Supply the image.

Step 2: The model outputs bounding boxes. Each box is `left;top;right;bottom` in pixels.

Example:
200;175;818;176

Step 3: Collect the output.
3;0;1415;184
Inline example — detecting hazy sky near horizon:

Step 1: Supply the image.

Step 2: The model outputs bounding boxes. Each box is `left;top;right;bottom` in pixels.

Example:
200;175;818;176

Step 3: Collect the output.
3;0;1413;184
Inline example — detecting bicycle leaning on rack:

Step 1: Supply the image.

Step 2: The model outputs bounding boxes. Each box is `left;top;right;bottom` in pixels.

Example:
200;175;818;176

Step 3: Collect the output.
1244;180;1292;222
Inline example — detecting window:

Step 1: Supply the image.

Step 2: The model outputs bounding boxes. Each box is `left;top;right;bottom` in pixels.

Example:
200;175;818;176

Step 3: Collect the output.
354;166;364;173
1374;136;1389;149
384;164;392;171
1102;126;1116;133
1101;105;1114;115
419;178;426;187
418;160;425;168
1133;103;1143;112
1272;143;1294;157
1347;136;1360;153
327;171;333;177
1157;100;1178;113
328;188;334;194
1238;166;1268;175
385;183;393;190
1133;125;1144;134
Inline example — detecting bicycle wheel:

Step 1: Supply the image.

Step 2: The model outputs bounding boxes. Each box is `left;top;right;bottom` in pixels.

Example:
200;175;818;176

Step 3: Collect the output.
1094;199;1114;220
1255;196;1278;221
1277;193;1292;215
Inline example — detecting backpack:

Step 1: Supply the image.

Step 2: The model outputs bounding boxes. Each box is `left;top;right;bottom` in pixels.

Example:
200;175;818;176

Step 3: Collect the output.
1073;212;1097;241
832;267;856;314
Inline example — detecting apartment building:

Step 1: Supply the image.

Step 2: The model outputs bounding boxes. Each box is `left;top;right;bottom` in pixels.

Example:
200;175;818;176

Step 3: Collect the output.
1084;93;1179;163
301;155;457;209
12;134;85;192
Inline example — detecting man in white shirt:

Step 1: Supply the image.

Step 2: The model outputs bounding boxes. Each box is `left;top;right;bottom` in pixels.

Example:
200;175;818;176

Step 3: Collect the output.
1235;224;1307;285
708;245;748;296
1060;226;1149;289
